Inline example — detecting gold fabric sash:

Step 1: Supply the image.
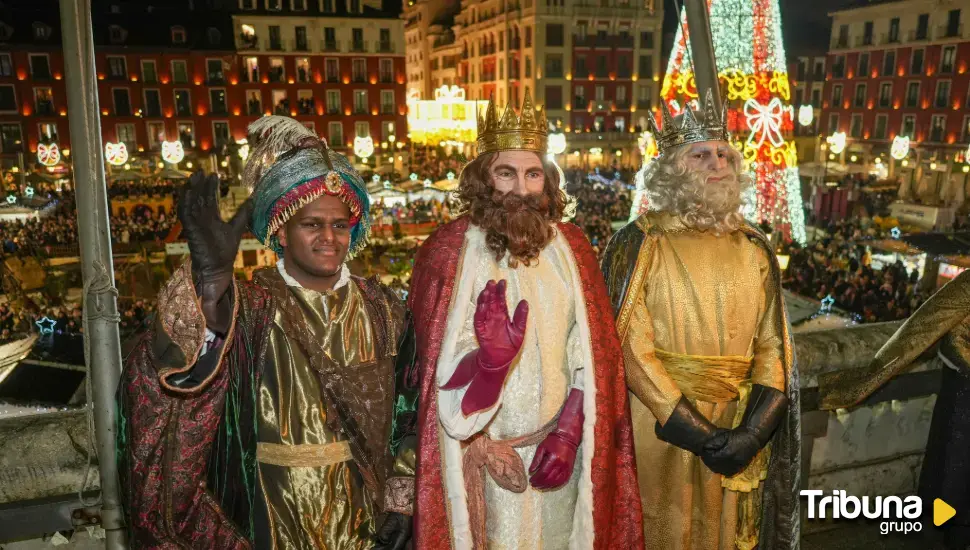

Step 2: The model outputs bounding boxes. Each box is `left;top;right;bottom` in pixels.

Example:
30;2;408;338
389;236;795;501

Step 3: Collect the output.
256;441;354;468
655;348;753;403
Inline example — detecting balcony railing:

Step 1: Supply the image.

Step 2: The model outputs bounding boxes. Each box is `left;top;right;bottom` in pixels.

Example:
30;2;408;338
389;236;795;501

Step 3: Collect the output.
294;38;309;51
353;106;368;115
326;106;340;115
854;35;873;47
268;39;283;51
351;40;367;53
379;72;393;83
113;105;131;116
881;32;900;45
908;29;929;41
247;103;262;115
937;24;963;39
380;103;394;114
211;105;228;115
352;71;367;83
833;37;848;49
145;105;162;117
377;41;393;53
322;39;339;52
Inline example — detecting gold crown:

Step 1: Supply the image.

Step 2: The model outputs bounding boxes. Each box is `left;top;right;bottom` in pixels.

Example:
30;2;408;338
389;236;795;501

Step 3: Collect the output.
647;89;729;157
476;88;548;155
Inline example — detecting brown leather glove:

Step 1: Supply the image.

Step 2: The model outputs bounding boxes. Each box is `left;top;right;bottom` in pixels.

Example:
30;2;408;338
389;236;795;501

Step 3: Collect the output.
177;171;253;334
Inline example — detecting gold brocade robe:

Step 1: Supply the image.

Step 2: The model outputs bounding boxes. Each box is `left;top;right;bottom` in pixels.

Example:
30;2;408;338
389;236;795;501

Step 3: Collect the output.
602;213;792;550
252;266;391;550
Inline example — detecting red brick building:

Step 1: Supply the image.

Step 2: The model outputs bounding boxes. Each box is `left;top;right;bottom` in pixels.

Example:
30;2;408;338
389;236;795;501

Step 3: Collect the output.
821;1;970;162
0;0;407;171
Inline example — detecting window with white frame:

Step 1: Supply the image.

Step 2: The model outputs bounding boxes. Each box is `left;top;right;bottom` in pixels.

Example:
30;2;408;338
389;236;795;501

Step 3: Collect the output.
171;26;187;45
269;57;285;82
354;90;368;114
209;88;227;114
329;121;343;145
910;48;924;75
107;56;127;79
246;89;262;115
213;121;231;147
0;123;22;152
827;113;839;134
326;90;340;114
296;58;310;82
936;80;951;108
172;60;188;84
146;121;165;149
930;114;946;142
879;82;892;107
850;113;863;138
34;87;53;115
174;89;191;116
29;54;50;79
355;121;369;138
853;83;866;108
177;122;195;149
111;88;130;116
141;60;157;83
272;90;288;115
297;89;314;114
941;46;956;74
38;122;57;144
0;54;11;77
379;59;393;83
381;121;395;141
380;90;394;114
901;115;916;139
326;59;339;82
144;89;162;117
832;84;843;107
874;114;888;139
116;123;136;150
906;81;920;108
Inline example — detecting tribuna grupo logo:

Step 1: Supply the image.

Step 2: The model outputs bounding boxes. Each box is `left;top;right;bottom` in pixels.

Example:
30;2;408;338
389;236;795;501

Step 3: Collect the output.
801;490;923;535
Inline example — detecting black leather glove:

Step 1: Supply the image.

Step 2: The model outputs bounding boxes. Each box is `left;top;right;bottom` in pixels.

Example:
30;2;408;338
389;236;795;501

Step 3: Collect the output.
372;512;412;550
701;384;788;477
655;396;723;456
177;171;253;334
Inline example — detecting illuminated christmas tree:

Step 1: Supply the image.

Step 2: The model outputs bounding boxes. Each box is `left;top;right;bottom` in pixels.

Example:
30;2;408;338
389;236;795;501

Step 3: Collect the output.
661;0;806;243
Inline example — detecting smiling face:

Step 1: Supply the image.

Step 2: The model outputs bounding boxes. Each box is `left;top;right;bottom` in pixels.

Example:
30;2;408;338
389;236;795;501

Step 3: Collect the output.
488;150;546;197
276;194;351;284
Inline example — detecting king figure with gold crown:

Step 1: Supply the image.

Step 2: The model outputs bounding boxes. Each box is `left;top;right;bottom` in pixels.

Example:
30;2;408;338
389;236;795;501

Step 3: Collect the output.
602;91;801;550
407;90;644;550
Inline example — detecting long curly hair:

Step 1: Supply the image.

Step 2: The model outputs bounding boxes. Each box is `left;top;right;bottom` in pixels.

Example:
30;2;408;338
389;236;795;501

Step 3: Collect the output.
456;152;568;267
641;143;752;234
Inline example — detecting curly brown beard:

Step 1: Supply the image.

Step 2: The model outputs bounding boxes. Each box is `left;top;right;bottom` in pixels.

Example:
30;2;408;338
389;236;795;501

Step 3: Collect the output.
457;153;567;268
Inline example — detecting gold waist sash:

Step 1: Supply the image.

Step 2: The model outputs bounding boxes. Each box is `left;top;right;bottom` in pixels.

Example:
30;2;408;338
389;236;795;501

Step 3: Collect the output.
655;348;753;403
256;441;354;468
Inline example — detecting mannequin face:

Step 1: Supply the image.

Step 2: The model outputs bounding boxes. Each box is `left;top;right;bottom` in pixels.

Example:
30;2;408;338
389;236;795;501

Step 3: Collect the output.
684;140;732;180
488;150;546;197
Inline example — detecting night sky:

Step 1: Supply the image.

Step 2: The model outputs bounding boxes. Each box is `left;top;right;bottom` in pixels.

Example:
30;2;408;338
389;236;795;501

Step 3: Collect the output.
659;0;866;62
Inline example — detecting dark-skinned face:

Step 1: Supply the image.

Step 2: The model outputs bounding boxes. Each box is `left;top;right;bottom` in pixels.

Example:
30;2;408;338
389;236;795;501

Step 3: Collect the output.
276;194;352;280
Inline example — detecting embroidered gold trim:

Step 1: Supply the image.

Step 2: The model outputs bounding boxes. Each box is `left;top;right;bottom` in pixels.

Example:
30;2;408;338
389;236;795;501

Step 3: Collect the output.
615;220;654;342
256;441;354;467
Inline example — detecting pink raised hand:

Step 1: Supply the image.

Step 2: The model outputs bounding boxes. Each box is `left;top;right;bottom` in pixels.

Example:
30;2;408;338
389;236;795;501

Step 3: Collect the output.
441;279;529;416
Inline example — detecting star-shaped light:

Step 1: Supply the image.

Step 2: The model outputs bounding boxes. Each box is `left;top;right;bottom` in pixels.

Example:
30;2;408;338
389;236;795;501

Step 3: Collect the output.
446;171;455;181
423;178;433;188
35;316;57;335
890;227;901;239
372;174;380;184
5;195;15;204
820;295;835;314
24;186;34;198
409;173;418;181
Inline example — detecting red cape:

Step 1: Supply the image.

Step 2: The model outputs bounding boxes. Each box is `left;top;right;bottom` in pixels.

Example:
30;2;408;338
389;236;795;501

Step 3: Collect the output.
407;217;643;549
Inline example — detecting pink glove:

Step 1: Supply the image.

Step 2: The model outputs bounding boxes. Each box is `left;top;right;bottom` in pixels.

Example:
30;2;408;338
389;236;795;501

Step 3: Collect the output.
441;279;529;416
529;388;584;490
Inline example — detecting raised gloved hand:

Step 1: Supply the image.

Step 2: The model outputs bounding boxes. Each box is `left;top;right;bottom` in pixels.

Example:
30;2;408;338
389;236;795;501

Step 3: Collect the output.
655;396;723;456
440;279;528;416
177;171;253;334
372;512;412;550
701;384;788;477
529;388;584;490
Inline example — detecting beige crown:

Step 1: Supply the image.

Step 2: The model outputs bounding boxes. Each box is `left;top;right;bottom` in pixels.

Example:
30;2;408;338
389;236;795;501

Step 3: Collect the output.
476;88;548;155
647;89;729;157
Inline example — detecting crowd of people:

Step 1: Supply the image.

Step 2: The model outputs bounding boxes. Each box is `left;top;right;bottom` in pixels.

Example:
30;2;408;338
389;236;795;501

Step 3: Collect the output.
782;220;927;324
1;200;176;255
0;299;155;344
371;198;453;227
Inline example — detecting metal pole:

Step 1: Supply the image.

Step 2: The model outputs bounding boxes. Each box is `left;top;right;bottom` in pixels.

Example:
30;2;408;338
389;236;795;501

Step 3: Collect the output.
58;1;127;549
684;0;722;113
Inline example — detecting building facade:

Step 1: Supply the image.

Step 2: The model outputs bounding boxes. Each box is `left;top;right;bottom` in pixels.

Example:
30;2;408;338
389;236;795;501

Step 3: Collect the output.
0;0;406;171
822;0;970;166
413;0;662;166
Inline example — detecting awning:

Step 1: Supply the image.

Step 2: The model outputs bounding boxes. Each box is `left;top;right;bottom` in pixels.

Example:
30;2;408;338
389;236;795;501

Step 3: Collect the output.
901;232;970;257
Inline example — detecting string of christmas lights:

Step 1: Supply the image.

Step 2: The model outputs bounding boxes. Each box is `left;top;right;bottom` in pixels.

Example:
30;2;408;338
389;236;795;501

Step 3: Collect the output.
662;0;807;244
